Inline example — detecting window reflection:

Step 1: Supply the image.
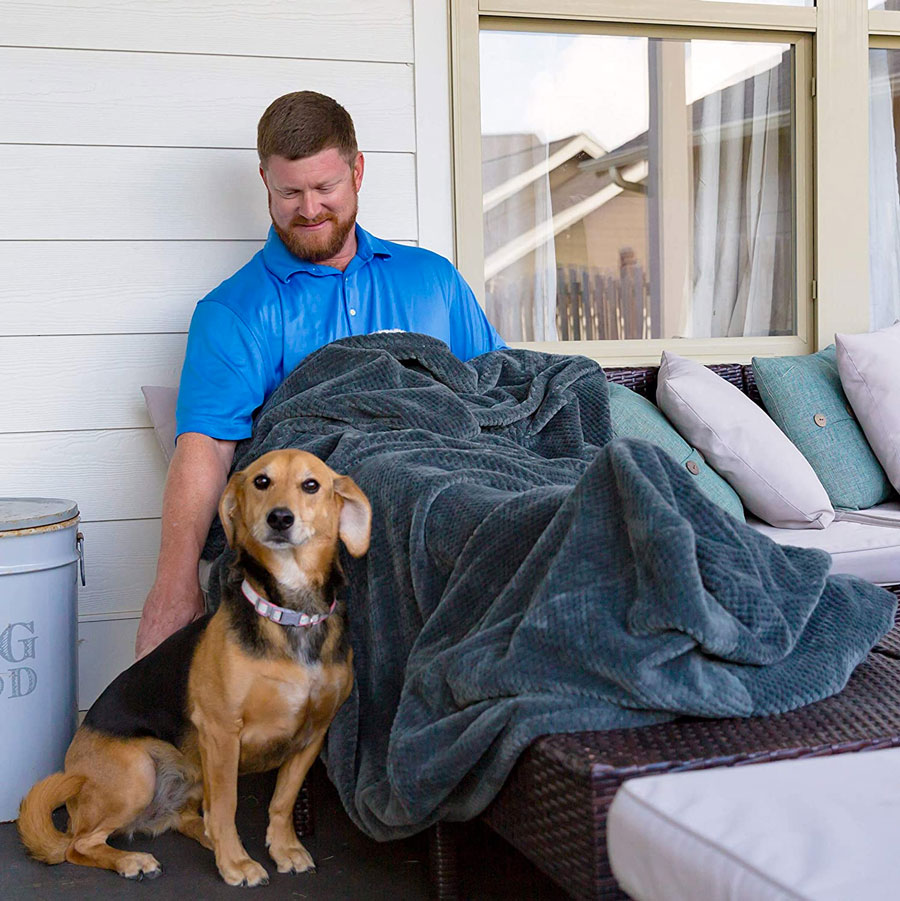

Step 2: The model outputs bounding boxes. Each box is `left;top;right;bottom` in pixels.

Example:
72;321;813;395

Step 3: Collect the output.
480;31;796;343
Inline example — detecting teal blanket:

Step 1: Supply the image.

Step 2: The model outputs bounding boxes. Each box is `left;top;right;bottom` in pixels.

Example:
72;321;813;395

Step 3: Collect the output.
204;333;896;840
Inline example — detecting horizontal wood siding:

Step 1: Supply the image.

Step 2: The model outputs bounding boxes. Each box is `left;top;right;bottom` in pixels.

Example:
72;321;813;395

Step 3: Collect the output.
78;618;141;710
1;0;425;708
0;0;414;62
1;335;187;432
0;48;415;150
77;520;161;619
0;146;418;241
0;430;167;522
2;241;263;335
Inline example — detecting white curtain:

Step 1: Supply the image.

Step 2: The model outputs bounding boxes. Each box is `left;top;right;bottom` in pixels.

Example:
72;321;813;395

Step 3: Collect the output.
691;59;789;338
869;49;900;329
481;134;559;342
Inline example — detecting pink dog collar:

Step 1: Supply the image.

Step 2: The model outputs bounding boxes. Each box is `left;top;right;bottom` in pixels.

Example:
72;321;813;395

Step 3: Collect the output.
241;579;336;627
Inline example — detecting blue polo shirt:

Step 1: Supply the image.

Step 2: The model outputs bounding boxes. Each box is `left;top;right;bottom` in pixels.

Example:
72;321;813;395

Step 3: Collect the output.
175;224;505;441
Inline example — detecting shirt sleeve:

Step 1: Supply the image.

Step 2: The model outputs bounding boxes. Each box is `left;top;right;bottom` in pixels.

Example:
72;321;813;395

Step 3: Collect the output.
175;301;271;441
445;266;507;361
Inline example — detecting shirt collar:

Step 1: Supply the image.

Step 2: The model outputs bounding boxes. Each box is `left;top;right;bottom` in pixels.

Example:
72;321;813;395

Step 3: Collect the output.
262;223;392;283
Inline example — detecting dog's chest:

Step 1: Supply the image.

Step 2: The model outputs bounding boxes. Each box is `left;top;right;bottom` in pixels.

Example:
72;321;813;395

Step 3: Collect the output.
237;660;350;773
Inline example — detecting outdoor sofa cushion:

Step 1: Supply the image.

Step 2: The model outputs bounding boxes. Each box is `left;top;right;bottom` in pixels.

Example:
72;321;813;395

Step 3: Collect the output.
607;745;900;901
608;381;744;520
748;501;900;586
752;345;893;511
836;321;900;495
656;351;834;529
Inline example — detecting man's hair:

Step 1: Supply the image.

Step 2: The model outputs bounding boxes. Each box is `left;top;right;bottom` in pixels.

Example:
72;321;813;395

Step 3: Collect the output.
257;91;358;169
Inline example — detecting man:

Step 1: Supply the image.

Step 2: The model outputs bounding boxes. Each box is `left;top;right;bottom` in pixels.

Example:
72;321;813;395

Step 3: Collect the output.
135;91;504;658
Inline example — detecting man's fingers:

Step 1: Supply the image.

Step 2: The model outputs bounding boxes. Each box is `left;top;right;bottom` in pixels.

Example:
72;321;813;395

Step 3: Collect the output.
134;588;205;659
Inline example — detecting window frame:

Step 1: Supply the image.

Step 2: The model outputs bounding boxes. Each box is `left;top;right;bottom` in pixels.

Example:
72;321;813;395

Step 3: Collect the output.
450;0;878;364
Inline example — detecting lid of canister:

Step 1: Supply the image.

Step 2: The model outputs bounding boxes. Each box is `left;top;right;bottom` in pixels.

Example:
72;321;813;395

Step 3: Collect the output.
0;497;79;532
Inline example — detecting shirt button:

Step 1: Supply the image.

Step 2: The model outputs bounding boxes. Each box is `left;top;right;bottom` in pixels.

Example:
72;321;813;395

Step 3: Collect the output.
350;309;357;316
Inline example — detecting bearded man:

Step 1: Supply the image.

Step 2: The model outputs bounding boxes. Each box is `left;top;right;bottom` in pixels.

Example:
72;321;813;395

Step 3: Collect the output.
135;91;504;658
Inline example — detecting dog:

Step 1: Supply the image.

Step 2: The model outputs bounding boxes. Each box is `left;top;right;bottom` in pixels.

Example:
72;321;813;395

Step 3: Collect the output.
17;449;371;887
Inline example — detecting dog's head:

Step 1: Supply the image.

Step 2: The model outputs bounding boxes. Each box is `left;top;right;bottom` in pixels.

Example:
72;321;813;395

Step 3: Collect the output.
219;450;372;567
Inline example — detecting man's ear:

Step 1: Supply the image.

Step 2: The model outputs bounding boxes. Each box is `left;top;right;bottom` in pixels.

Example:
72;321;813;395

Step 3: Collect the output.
218;472;244;548
333;475;371;557
352;152;365;192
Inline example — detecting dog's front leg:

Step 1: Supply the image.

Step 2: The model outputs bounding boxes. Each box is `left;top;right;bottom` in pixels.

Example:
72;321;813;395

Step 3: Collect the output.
196;721;269;887
266;730;326;874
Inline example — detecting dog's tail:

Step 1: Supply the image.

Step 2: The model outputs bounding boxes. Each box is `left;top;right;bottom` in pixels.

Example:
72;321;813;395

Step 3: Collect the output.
17;771;85;864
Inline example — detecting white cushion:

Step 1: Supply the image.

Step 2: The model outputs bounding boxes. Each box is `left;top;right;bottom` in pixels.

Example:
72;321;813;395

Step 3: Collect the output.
749;501;900;585
608;747;900;901
836;322;900;494
656;352;834;529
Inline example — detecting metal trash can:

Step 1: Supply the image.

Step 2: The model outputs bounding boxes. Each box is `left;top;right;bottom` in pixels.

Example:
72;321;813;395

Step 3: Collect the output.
0;498;83;822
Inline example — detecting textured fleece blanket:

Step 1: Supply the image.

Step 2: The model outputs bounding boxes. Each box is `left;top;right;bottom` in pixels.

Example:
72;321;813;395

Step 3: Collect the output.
204;332;896;841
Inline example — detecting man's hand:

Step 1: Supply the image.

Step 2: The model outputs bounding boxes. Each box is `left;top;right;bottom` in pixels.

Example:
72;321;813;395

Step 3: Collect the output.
135;580;205;659
135;432;236;660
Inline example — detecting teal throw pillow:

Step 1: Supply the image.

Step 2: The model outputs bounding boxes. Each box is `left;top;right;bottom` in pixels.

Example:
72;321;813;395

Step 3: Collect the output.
752;345;893;510
608;382;745;521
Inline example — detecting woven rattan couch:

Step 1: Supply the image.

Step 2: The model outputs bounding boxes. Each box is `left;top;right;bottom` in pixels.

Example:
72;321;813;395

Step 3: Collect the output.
295;362;900;900
428;363;900;900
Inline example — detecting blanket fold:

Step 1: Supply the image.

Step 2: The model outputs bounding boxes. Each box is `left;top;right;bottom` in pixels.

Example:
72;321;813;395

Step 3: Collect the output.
204;332;896;840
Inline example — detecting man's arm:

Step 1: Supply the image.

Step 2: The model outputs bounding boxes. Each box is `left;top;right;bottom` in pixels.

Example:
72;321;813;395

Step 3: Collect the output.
134;432;236;659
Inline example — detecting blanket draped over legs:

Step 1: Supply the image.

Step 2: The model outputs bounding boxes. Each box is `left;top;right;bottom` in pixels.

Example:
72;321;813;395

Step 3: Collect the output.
203;333;896;841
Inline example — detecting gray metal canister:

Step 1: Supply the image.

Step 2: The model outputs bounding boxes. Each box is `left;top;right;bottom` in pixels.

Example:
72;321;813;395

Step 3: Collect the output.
0;498;83;822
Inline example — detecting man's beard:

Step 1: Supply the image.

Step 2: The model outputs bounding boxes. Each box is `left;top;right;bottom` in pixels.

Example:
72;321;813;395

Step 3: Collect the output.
270;195;358;263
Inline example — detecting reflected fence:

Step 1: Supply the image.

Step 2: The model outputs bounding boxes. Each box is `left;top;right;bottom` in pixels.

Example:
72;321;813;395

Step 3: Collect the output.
556;248;651;341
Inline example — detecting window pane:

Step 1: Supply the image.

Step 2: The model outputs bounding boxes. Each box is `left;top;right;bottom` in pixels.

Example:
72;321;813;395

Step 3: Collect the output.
869;49;900;328
701;0;812;5
480;31;796;342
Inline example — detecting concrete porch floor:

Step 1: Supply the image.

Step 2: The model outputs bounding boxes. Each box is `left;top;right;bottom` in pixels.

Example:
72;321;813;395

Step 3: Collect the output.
0;761;567;900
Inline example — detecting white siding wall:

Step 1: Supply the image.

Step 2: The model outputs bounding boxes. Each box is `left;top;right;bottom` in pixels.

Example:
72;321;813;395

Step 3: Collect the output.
0;0;452;707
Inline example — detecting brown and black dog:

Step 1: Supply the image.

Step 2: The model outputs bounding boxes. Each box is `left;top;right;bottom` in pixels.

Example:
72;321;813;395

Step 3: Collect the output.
18;449;371;887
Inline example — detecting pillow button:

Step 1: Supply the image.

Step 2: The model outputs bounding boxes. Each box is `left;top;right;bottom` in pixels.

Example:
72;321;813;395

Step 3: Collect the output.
685;460;700;475
814;413;827;428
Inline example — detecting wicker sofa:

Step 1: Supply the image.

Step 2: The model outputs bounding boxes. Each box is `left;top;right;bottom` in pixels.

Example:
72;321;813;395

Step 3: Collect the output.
290;361;900;900
424;362;900;900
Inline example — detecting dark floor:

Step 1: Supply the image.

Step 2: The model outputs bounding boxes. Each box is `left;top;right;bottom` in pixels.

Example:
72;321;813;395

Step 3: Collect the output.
0;761;568;900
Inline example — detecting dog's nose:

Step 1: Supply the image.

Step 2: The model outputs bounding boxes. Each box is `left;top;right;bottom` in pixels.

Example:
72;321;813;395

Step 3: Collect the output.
267;508;295;532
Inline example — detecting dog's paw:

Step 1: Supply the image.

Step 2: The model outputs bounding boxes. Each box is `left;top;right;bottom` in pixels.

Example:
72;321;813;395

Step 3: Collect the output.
117;852;163;880
218;856;269;887
268;840;316;875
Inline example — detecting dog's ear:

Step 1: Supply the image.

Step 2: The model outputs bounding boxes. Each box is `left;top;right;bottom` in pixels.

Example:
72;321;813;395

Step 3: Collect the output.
218;471;244;548
333;476;372;557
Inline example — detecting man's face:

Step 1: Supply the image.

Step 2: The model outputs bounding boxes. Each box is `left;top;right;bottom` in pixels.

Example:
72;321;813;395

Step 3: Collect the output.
261;148;364;264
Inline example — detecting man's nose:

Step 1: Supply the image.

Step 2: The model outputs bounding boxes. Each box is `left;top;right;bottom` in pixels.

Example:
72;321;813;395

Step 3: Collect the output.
296;194;323;222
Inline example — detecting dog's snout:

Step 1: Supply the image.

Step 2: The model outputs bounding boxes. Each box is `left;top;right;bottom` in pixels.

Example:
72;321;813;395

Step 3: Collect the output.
267;508;295;532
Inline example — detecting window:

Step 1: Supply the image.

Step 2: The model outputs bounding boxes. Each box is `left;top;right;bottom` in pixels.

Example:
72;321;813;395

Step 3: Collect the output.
452;0;883;364
702;0;812;4
480;29;800;345
870;43;900;328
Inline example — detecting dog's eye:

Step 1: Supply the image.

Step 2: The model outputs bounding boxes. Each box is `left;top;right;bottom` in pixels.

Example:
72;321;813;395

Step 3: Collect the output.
301;478;319;494
253;475;271;490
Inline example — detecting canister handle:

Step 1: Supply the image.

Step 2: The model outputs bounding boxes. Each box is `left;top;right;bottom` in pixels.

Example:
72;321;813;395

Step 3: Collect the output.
76;531;86;586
